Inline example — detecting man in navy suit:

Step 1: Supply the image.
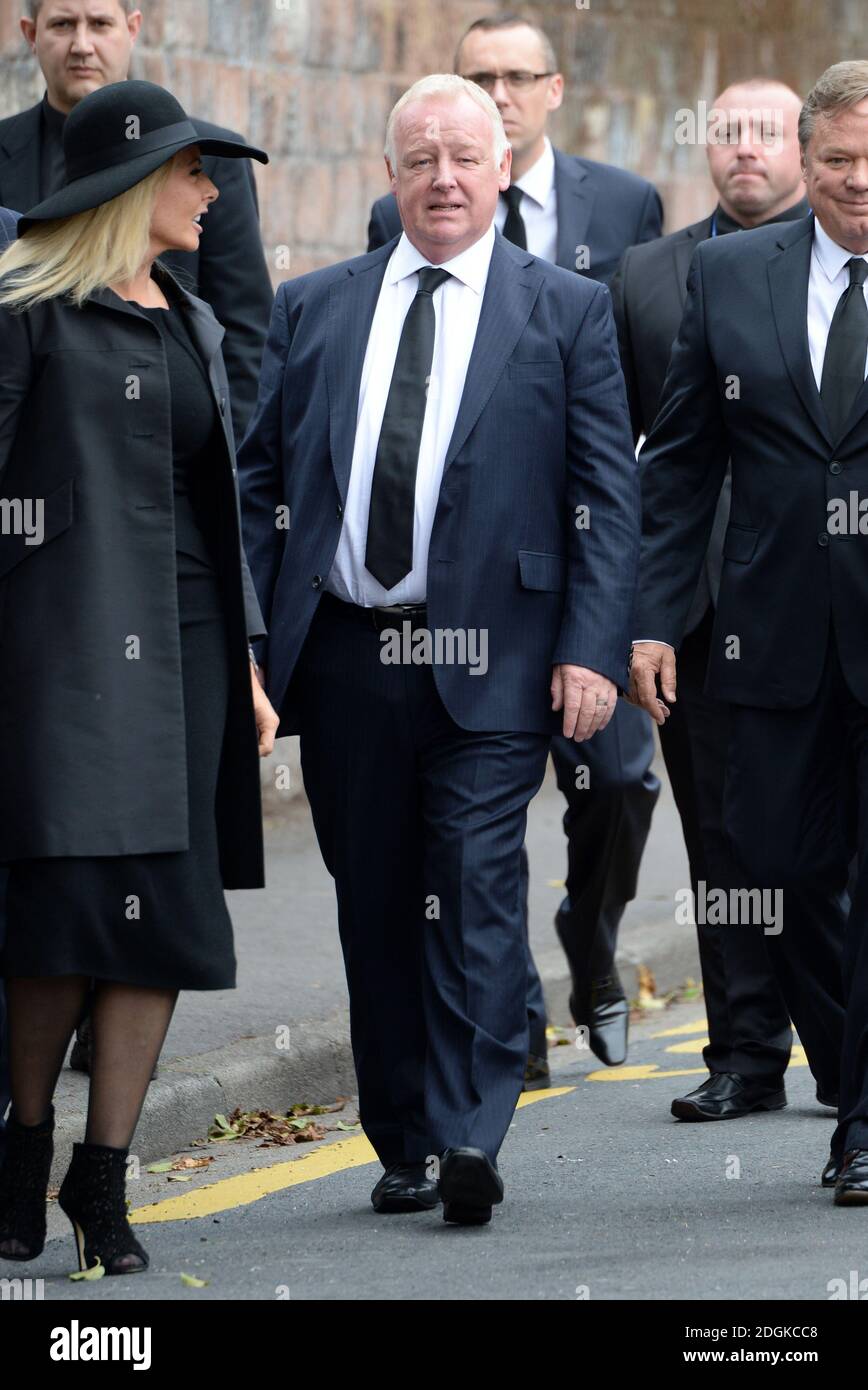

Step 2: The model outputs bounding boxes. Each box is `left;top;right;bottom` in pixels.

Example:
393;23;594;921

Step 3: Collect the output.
0;205;20;1162
368;14;662;1083
239;75;639;1224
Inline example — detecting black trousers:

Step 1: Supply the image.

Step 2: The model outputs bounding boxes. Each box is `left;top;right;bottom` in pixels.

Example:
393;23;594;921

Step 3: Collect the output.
524;700;660;1046
293;595;550;1166
724;633;854;1152
659;608;793;1078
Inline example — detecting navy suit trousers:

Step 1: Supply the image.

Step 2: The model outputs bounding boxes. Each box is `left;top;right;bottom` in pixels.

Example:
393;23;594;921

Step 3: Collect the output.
293;595;549;1166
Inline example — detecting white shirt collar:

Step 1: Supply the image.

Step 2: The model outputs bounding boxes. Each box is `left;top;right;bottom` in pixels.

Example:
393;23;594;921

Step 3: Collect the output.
387;222;495;295
513;136;555;210
813;215;868;283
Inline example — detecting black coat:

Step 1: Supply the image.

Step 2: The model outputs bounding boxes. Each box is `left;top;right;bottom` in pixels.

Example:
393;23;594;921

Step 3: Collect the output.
610;214;730;631
0;261;266;885
0;101;274;443
636;214;868;709
367;146;663;286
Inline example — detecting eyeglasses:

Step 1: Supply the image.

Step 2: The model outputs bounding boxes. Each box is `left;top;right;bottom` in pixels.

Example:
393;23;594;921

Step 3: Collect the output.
464;71;555;93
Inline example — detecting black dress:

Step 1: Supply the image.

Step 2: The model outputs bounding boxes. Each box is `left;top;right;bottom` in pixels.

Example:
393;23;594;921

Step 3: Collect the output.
1;287;237;990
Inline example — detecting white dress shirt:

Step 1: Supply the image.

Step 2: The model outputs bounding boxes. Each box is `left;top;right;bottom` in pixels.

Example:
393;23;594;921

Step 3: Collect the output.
326;224;495;607
808;217;868;389
494;135;558;264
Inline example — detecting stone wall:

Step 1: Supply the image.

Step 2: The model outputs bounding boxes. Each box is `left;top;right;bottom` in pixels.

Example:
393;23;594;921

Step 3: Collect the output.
2;0;867;281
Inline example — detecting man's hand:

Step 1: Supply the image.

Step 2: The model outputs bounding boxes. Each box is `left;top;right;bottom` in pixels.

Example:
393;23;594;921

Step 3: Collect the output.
628;642;676;725
551;664;617;741
250;664;280;756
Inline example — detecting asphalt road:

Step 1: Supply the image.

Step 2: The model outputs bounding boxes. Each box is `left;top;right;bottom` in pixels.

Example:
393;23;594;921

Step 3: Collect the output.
15;995;860;1305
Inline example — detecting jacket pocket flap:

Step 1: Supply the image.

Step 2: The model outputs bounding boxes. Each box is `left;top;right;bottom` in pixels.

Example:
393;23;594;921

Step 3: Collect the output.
518;549;567;591
722;524;758;564
507;360;562;380
0;477;75;581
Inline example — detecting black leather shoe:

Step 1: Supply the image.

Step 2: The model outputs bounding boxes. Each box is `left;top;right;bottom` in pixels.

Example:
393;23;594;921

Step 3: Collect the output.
816;1086;839;1109
834;1149;868;1205
370;1163;439;1214
587;975;629;1066
439;1147;504;1226
821;1152;841;1187
671;1071;787;1121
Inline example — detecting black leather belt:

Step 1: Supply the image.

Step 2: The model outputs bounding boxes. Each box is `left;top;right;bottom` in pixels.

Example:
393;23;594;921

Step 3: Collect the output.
319;590;428;632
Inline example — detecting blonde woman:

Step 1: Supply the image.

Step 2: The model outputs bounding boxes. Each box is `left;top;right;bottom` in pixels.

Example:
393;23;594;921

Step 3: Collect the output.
0;80;279;1275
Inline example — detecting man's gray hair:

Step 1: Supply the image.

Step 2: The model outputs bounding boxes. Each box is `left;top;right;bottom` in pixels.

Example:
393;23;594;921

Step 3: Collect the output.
384;74;508;168
29;0;135;16
799;60;868;148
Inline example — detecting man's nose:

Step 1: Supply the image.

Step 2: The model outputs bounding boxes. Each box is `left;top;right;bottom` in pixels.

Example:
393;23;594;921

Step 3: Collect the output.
432;162;458;187
71;24;95;51
847;159;868;189
489;77;512;106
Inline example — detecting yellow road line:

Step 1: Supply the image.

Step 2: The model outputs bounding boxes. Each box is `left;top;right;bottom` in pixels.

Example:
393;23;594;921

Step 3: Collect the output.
649;1018;709;1038
131;1084;576;1225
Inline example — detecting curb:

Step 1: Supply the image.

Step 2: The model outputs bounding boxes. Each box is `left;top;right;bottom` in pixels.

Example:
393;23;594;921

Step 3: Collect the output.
48;916;700;1183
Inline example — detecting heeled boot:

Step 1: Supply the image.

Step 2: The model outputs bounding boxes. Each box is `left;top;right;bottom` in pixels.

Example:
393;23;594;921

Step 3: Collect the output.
0;1104;55;1261
58;1141;149;1275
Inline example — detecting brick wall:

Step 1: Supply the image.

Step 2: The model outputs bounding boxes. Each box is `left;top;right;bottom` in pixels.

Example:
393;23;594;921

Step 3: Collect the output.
1;0;866;281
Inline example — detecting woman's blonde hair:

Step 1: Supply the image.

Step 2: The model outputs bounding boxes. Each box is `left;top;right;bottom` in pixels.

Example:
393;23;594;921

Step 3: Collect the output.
0;157;175;311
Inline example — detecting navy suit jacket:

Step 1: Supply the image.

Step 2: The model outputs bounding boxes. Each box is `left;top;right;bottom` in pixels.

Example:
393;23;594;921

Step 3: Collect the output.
238;231;640;736
367;148;662;286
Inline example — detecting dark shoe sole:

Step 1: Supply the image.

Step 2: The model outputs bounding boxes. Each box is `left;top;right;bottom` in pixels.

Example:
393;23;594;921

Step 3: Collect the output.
371;1192;439;1214
522;1071;552;1092
443;1201;492;1225
833;1186;868;1205
440;1149;503;1226
671;1093;787;1122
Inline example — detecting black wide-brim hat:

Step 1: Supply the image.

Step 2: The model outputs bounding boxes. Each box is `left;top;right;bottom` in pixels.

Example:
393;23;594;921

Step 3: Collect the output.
18;79;268;233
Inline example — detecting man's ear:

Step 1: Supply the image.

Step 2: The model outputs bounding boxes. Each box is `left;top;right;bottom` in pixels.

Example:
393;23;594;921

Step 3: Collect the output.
20;18;37;51
128;10;144;45
385;154;397;187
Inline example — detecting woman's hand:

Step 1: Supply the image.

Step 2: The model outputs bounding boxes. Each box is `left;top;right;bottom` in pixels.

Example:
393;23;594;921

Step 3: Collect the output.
250;664;279;756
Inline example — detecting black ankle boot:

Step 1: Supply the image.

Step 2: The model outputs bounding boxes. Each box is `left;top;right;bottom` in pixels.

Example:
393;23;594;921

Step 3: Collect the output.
0;1105;55;1261
58;1142;149;1276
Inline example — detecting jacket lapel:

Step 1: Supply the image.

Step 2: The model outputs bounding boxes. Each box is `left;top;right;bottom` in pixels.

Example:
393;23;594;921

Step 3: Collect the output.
673;216;713;305
443;234;543;470
325;243;393;504
0;104;42;216
767;216;834;447
554;150;594;272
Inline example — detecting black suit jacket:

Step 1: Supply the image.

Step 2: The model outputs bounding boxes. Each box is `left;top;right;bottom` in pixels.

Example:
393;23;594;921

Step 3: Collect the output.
636;213;868;709
611;214;729;630
0;101;273;443
367;147;662;287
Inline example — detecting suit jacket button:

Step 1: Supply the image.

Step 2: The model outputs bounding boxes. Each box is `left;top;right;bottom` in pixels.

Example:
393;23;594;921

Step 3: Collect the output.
818;532;830;547
829;460;843;474
312;575;323;589
336;503;344;519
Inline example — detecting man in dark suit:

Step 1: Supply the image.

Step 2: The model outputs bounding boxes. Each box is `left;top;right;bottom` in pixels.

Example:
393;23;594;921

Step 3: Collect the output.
612;80;813;1122
2;0;272;444
0;205;20;1163
368;13;662;1083
239;74;640;1223
627;60;868;1202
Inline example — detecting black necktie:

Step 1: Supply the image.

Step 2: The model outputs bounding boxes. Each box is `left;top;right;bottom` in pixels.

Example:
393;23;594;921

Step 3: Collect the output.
821;256;868;440
365;266;451;591
501;185;527;249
